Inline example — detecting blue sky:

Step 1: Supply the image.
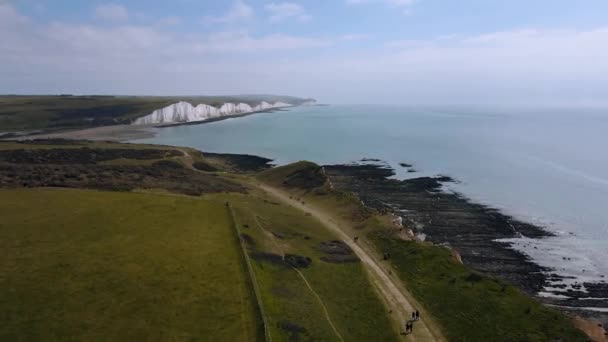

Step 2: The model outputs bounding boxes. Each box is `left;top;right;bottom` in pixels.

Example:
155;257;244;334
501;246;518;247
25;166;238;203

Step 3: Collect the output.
2;0;608;104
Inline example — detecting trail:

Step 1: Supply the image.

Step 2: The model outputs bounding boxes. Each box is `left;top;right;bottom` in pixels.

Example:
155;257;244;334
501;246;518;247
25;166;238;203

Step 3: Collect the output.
252;215;344;342
258;184;443;342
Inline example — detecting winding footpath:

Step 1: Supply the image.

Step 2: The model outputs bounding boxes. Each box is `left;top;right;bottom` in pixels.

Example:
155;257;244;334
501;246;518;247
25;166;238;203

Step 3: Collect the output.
258;184;445;342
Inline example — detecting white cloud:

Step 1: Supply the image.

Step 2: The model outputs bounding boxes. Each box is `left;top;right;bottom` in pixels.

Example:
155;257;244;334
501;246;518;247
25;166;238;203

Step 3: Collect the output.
265;2;311;23
1;3;608;105
206;0;253;24
95;3;129;22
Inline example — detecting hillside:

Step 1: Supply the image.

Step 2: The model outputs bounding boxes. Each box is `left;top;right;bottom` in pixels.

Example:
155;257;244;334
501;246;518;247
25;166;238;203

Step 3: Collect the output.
0;140;396;341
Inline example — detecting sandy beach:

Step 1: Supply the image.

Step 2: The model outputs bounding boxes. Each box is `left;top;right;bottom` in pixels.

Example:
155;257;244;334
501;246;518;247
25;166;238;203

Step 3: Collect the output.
10;124;159;142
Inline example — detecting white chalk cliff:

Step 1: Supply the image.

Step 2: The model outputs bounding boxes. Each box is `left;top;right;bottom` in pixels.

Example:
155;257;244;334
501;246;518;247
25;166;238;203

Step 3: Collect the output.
132;101;293;125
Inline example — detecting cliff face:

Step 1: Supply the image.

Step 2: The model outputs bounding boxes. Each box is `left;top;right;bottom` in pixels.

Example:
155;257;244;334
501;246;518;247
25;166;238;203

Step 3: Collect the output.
132;101;293;125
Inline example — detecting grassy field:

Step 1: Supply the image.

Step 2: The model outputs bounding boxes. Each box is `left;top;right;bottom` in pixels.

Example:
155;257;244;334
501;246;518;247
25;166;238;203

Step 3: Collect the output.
212;192;398;341
0;143;398;341
0;95;312;132
370;232;588;341
0;189;262;341
257;161;589;341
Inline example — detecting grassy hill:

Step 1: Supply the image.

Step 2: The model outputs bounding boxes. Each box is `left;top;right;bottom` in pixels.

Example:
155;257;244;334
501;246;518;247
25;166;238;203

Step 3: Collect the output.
0;141;397;341
0;95;313;132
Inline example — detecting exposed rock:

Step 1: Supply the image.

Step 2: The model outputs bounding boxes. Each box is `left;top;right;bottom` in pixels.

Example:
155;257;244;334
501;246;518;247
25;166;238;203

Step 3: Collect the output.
132;101;293;125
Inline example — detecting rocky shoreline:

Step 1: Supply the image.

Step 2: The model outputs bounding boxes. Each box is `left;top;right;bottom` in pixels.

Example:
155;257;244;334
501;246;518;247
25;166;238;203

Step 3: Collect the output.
322;160;608;325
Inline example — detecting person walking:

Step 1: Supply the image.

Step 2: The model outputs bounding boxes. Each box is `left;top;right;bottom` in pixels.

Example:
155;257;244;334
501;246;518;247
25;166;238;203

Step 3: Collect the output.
412;311;416;320
415;309;420;321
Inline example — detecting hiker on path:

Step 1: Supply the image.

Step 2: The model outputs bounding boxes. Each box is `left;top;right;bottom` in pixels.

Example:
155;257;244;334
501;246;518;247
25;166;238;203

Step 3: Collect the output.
415;310;420;321
412;311;416;320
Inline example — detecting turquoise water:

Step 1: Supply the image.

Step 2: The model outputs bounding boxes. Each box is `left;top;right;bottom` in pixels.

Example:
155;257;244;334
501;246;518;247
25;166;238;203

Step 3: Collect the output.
134;105;608;286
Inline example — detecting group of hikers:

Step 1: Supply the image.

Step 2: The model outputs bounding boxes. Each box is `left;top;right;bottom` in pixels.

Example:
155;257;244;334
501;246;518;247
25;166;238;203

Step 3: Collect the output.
404;310;420;335
351;236;421;336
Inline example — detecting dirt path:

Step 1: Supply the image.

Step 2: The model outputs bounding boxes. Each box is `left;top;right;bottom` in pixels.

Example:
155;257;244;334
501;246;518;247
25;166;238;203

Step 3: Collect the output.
258;184;444;342
178;149;194;168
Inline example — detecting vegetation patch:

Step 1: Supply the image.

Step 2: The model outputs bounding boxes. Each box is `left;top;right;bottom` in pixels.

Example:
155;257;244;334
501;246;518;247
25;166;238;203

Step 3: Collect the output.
258;161;328;190
240;233;256;247
0;144;244;196
282;164;328;189
0;163;244;196
277;320;309;342
0;147;183;164
284;254;312;268
368;230;588;342
317;240;360;264
192;161;219;172
250;252;286;267
202;152;273;173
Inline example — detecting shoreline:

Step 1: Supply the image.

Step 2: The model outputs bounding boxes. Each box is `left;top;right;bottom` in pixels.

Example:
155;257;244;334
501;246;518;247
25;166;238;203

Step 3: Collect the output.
3;105;304;142
7;115;607;325
321;160;608;325
6;124;159;142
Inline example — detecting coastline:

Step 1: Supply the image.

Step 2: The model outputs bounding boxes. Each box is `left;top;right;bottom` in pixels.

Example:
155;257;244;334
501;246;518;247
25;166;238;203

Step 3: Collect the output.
6;107;607;327
4;106;300;142
155;107;292;128
321;160;608;326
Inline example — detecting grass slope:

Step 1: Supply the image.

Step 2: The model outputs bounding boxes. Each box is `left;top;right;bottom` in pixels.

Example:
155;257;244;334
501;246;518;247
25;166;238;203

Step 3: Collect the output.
370;232;588;341
214;192;398;341
0;189;262;341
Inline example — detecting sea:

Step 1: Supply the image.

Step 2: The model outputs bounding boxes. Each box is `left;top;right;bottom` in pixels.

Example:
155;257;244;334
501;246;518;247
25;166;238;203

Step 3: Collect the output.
133;104;608;292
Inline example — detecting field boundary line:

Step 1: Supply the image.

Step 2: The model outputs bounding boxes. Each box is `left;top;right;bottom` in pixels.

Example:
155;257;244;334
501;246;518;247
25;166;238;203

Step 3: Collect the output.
252;215;344;342
227;203;272;342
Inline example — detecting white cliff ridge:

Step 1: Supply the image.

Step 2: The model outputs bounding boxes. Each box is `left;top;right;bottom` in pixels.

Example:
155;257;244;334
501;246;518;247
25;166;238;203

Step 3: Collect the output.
132;101;293;125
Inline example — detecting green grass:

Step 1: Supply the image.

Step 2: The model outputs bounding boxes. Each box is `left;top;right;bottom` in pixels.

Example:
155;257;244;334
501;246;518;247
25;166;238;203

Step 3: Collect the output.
369;231;588;342
0;189;262;341
214;192;398;341
257;161;324;185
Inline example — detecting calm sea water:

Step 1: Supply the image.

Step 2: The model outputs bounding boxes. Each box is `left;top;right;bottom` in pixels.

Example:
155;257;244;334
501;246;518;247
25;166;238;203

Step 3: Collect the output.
134;105;608;287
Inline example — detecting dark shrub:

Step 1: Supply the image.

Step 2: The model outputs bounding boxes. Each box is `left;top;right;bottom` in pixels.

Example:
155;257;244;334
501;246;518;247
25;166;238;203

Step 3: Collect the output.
192;161;218;172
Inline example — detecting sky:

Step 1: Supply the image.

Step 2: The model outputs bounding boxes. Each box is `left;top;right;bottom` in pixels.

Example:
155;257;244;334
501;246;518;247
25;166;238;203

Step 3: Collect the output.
2;0;608;105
